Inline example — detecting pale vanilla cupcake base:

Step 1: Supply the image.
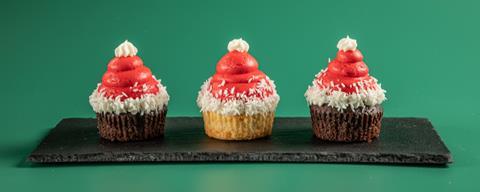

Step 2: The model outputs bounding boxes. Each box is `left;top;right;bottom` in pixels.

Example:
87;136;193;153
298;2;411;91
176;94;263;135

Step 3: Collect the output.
202;111;275;140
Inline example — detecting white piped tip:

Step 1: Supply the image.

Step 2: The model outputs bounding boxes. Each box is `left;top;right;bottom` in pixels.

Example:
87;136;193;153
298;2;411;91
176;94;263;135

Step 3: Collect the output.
227;38;249;52
336;35;357;52
115;40;138;57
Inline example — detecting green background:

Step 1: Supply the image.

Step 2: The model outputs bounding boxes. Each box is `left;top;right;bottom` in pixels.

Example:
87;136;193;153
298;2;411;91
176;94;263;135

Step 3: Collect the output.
1;0;479;191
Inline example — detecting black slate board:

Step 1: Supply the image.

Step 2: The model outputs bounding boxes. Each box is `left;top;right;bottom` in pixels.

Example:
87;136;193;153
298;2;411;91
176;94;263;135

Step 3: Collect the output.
28;117;452;165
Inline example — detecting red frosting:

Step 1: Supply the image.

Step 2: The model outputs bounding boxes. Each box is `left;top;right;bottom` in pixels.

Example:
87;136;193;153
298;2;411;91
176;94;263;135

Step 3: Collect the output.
317;49;376;94
210;51;273;100
99;56;159;100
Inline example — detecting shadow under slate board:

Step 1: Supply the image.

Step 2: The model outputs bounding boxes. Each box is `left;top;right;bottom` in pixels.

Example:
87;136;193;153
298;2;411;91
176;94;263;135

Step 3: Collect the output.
28;117;452;165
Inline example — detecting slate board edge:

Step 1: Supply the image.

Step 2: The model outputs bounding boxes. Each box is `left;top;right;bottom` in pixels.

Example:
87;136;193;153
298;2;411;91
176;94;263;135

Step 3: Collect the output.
424;118;453;163
28;151;450;165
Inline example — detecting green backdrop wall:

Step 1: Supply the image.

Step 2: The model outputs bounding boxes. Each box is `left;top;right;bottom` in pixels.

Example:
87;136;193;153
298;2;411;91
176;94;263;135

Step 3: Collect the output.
1;0;479;191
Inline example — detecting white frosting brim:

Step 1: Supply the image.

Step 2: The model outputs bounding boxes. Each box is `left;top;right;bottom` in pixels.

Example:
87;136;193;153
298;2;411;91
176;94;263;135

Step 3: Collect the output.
305;72;386;110
89;79;169;115
197;78;280;116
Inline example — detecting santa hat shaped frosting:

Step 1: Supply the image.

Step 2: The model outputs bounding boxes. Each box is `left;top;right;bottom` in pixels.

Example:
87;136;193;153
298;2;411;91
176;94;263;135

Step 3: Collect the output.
89;40;169;115
305;36;386;110
99;40;160;100
209;38;275;100
197;38;279;115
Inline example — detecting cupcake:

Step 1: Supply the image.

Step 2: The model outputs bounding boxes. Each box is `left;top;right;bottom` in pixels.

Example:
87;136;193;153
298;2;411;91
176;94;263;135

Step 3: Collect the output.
89;40;169;142
305;36;386;142
197;38;280;140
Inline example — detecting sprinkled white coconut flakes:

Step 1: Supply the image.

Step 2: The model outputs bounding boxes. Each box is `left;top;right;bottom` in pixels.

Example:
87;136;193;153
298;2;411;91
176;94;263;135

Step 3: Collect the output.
218;80;226;87
197;77;280;116
89;78;169;115
304;71;386;111
248;75;257;83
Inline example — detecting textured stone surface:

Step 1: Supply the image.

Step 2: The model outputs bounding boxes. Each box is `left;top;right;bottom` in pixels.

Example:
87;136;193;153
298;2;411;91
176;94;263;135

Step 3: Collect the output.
28;117;452;165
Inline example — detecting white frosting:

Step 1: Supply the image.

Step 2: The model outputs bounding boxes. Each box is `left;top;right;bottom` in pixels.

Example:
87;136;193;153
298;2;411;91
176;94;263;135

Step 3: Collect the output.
114;40;138;57
305;70;386;110
227;38;249;52
336;36;357;52
197;77;280;116
89;79;169;115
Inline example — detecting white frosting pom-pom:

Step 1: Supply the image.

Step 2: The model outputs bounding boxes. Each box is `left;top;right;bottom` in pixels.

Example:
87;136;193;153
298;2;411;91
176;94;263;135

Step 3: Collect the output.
115;40;138;57
336;36;357;52
227;38;249;52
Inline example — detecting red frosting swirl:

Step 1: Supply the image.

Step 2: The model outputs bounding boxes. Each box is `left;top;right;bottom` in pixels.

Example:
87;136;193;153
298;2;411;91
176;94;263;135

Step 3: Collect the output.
210;51;273;100
99;56;159;100
317;49;376;93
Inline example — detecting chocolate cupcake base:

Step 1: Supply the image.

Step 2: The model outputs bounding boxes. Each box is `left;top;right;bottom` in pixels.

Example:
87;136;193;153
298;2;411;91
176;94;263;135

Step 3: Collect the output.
96;107;167;142
309;104;383;142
